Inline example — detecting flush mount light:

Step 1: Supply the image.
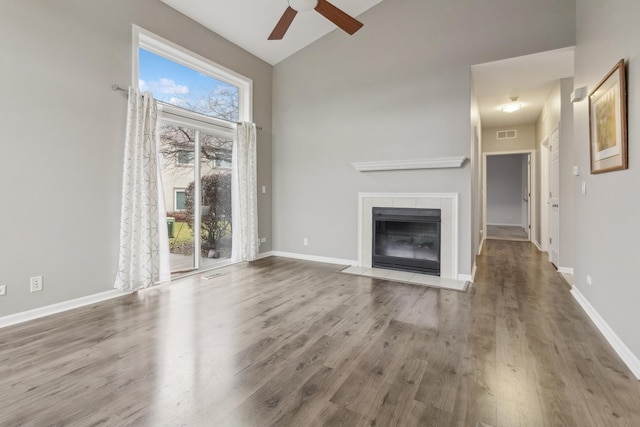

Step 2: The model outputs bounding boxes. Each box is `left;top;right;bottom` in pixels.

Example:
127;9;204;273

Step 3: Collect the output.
501;97;522;113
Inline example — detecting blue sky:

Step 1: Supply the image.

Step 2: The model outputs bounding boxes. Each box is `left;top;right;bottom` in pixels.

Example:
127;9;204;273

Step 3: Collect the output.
138;48;238;113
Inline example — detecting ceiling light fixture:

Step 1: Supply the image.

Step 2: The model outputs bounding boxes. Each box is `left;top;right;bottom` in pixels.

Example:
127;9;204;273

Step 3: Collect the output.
289;0;318;12
501;97;522;113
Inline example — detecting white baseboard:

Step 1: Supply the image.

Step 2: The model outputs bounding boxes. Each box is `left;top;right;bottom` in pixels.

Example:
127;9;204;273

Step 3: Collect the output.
458;273;473;282
0;289;131;329
486;222;525;227
571;287;640;379
256;251;274;260
533;240;543;251
269;251;357;266
558;267;574;275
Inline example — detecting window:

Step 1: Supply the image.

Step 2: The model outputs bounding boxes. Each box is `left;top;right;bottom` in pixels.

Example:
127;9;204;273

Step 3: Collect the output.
174;189;187;211
213;158;232;169
177;150;195;165
133;25;252;123
134;26;253;273
138;48;240;122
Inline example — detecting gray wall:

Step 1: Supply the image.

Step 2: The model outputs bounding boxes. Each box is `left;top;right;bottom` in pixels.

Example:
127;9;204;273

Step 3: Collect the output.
573;0;640;360
486;154;525;226
0;0;272;316
272;0;575;274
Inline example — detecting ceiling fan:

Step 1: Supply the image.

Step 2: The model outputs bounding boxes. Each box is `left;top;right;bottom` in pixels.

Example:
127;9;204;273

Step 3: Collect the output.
269;0;364;40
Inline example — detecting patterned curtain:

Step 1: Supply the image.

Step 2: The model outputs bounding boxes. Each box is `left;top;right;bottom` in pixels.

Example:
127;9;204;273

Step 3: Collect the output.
232;122;259;262
114;88;162;290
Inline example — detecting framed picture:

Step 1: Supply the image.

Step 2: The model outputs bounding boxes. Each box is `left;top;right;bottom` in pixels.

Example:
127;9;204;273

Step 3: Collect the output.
589;59;628;174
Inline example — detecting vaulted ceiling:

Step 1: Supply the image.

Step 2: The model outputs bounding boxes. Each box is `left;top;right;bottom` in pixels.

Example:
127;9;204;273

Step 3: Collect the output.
160;0;383;65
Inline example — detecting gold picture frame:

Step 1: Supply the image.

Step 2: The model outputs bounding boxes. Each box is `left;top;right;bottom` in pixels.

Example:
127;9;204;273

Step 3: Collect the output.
589;59;628;174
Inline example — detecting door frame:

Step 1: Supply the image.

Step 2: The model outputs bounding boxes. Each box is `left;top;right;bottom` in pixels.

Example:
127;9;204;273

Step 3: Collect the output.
482;149;536;244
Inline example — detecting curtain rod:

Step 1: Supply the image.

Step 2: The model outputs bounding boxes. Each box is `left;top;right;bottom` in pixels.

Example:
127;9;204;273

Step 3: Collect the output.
111;84;262;131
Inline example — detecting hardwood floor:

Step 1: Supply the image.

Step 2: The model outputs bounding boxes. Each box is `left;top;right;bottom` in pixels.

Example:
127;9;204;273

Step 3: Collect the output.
486;225;529;241
1;240;640;426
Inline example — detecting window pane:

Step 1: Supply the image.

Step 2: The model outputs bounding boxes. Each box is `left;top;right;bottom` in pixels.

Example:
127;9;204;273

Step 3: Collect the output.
175;190;186;210
138;48;240;122
200;132;233;267
160;123;196;272
177;151;195;165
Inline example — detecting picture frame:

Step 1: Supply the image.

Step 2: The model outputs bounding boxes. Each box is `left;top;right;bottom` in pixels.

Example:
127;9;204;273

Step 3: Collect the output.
589;59;628;174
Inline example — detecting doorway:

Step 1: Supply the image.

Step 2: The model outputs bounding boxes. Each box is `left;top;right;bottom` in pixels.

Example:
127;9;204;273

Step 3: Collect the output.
159;117;236;275
483;151;533;241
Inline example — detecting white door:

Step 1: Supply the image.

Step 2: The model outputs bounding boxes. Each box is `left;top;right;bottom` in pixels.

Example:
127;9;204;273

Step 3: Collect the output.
549;128;560;266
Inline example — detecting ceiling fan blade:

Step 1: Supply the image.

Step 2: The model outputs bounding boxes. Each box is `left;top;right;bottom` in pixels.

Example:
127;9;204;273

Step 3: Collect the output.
268;6;298;40
314;0;363;35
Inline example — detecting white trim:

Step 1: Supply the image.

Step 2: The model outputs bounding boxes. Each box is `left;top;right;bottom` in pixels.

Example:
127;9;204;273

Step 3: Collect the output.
486;222;526;227
132;25;253;123
458;273;473;282
270;251;357;266
351;157;466;172
558;267;574;275
256;251;274;260
571;287;640;379
533;240;543;251
157;103;237;136
0;290;131;329
482;150;536;246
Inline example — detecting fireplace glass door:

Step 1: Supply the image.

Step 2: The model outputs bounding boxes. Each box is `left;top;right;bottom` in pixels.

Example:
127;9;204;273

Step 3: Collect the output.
372;208;441;275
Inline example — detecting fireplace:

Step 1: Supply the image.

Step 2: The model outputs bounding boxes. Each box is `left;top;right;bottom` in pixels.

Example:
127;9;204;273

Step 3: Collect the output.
372;207;441;276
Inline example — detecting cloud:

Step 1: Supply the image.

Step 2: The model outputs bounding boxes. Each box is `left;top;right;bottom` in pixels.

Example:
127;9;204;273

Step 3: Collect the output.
139;78;189;95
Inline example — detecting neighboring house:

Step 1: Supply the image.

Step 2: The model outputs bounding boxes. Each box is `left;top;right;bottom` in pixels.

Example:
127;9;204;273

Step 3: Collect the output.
1;0;639;378
160;144;232;214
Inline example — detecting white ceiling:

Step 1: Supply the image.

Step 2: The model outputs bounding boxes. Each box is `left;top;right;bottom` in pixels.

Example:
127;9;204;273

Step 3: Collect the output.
472;47;575;128
160;0;383;65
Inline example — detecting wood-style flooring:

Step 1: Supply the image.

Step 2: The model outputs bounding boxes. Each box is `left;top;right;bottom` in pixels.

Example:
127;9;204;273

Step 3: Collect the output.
486;225;529;241
1;240;640;426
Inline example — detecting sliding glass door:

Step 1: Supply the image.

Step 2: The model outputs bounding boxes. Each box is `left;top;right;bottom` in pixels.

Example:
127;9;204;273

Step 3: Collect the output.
159;120;234;274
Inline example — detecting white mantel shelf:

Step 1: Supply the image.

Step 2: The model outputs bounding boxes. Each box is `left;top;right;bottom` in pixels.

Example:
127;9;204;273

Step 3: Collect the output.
351;157;467;172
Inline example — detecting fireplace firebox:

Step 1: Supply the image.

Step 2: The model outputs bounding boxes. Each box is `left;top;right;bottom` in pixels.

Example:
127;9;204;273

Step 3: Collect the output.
372;207;441;276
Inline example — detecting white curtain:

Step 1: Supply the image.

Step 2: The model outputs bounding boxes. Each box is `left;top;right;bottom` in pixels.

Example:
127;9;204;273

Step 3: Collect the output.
232;122;259;262
115;88;169;290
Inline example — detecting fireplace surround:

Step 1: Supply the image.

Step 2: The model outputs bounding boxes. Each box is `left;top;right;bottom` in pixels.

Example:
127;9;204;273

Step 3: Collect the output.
358;193;458;279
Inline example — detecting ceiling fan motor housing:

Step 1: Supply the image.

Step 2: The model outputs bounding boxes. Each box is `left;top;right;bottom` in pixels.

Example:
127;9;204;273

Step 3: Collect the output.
289;0;318;12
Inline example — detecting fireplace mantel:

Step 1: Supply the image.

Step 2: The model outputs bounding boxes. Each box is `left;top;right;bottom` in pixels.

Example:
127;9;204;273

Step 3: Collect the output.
351;157;466;172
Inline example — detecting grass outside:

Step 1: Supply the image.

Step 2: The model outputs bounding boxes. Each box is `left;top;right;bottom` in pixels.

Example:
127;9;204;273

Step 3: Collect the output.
169;221;193;246
168;220;231;258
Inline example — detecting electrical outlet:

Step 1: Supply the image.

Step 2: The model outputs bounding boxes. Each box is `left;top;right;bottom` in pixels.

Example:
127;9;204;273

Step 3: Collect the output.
260;237;267;243
303;238;308;246
586;275;592;286
30;276;43;293
0;285;6;296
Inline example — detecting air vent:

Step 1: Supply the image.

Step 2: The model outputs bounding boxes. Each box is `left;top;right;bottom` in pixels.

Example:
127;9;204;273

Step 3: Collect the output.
202;272;226;280
496;129;517;140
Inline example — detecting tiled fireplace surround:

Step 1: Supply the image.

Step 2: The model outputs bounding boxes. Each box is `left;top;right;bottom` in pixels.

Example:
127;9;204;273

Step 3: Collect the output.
358;193;459;280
